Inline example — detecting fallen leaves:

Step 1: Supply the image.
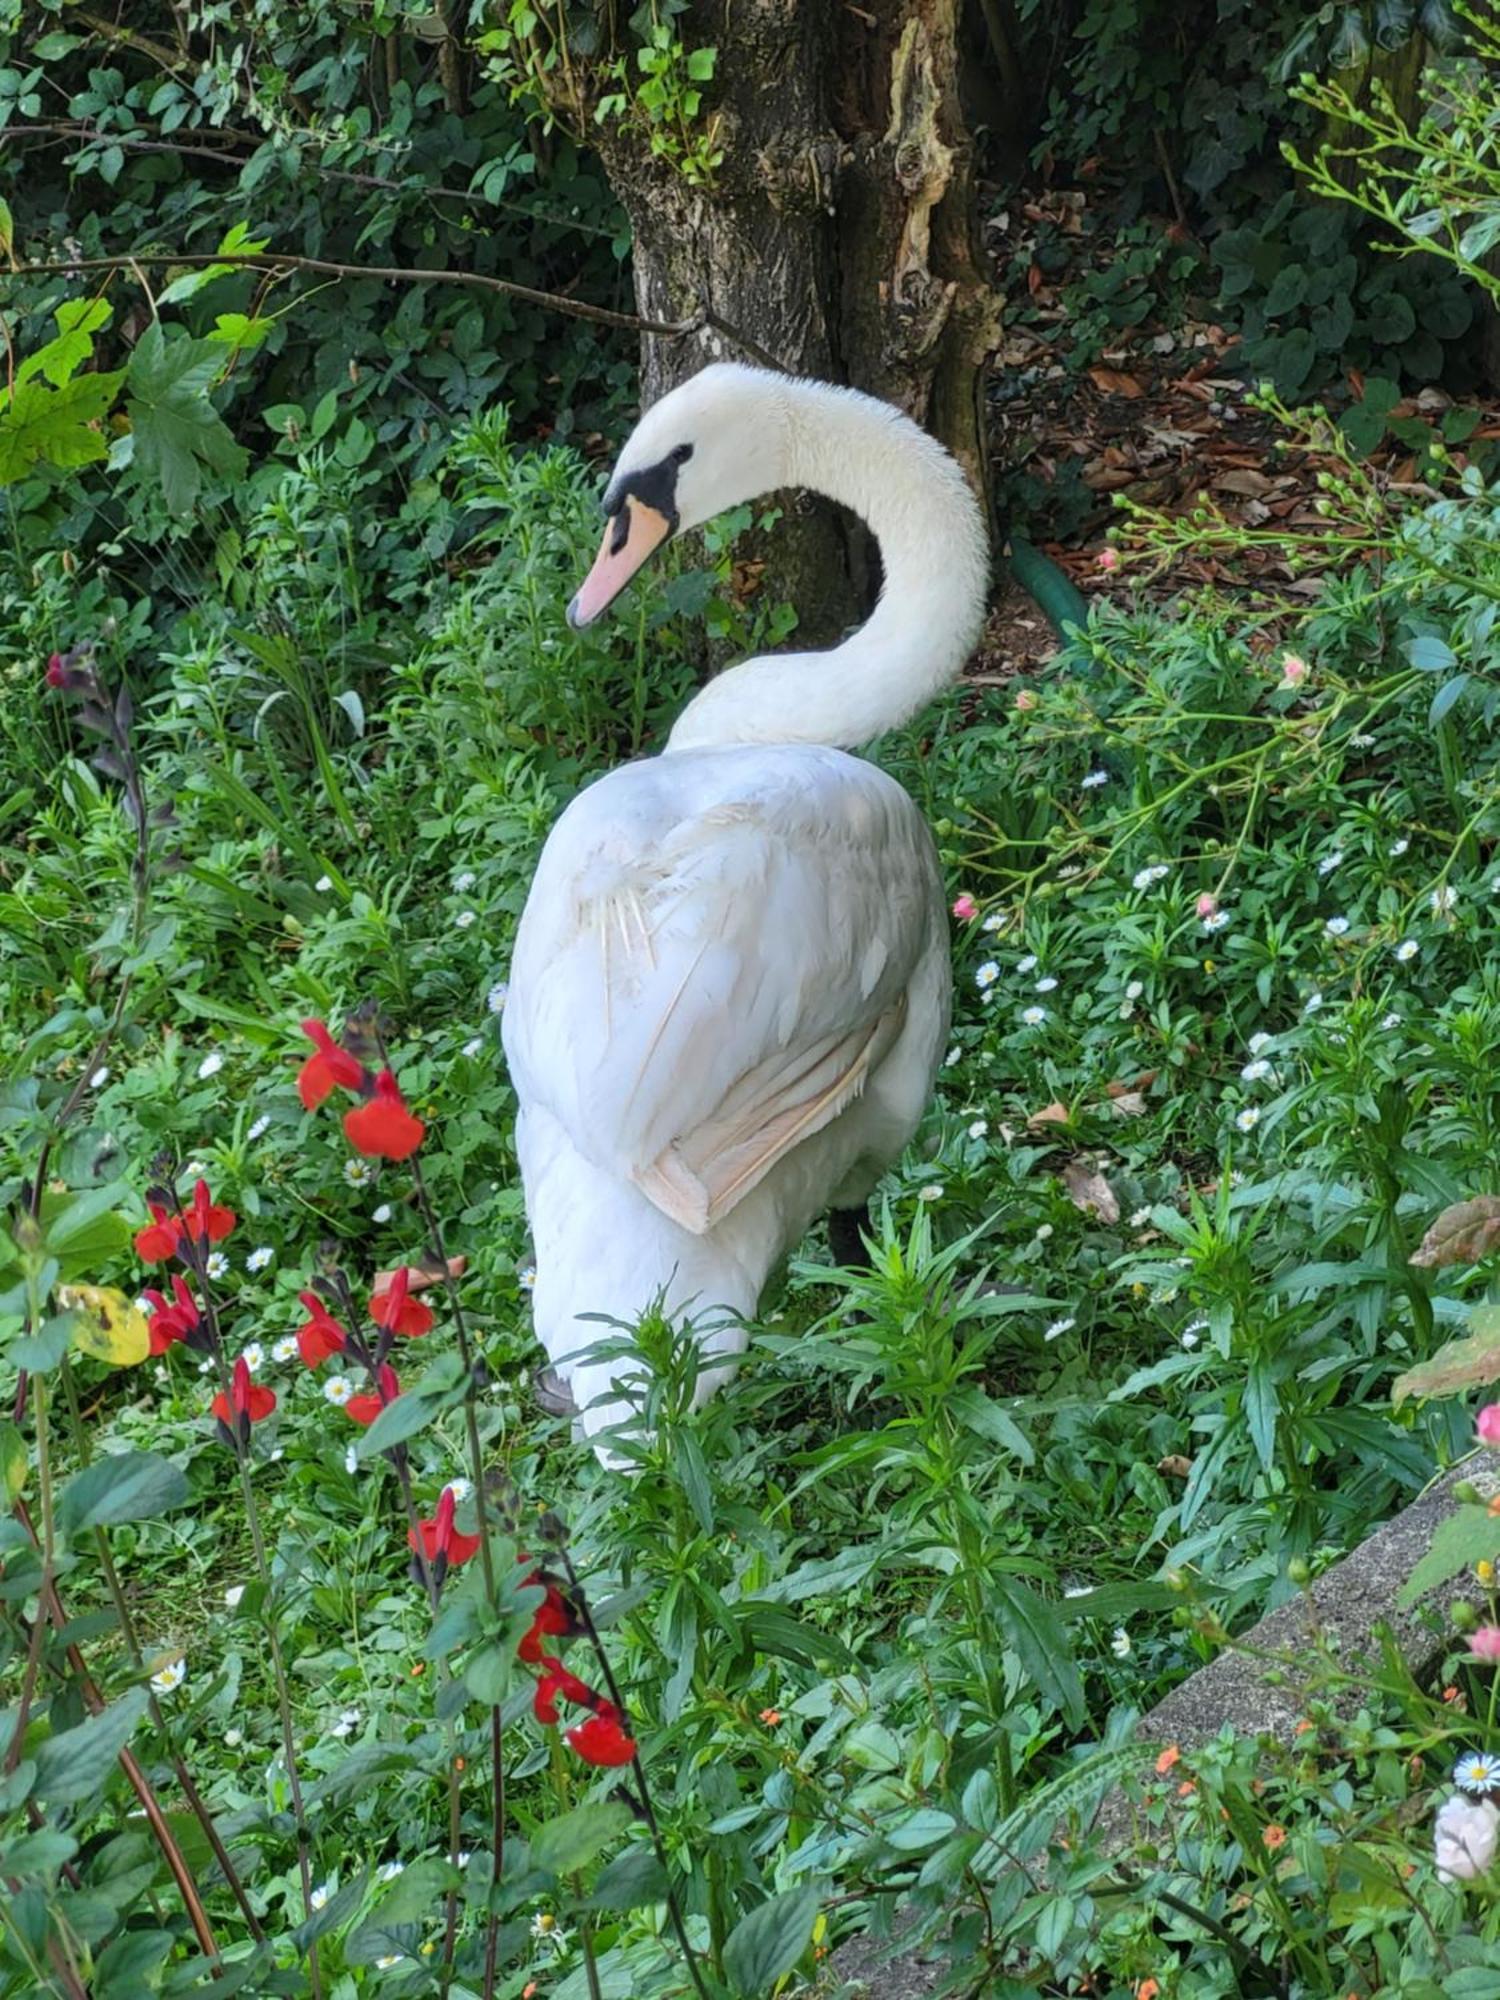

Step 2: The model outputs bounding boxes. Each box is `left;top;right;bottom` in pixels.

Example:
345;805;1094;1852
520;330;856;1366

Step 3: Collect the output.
1063;1161;1120;1223
1409;1196;1500;1270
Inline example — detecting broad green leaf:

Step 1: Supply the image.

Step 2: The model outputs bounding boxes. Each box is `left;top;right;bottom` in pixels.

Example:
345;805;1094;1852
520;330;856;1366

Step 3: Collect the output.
354;1383;454;1458
1407;633;1458;673
58;1451;188;1536
1409;1196;1500;1270
291;1872;367;1951
125;324;248;515
950;1385;1034;1464
584;1847;669;1911
373;1856;460;1926
92;1929;175;1998
991;1575;1085;1728
722;1885;821;1997
10;1312;77;1373
1245;1359;1279;1473
1396;1506;1500;1607
530;1801;632;1877
0;370;124;483
1393;1306;1500;1407
462;1641;512;1707
33;1687;149;1806
60;1285;150;1367
884;1808;956;1851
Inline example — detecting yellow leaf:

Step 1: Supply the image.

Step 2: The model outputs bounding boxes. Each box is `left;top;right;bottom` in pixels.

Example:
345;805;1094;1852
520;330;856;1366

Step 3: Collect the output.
59;1285;150;1368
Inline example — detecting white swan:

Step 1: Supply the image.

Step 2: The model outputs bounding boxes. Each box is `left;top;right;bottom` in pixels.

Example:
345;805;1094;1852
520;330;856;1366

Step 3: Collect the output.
502;363;989;1444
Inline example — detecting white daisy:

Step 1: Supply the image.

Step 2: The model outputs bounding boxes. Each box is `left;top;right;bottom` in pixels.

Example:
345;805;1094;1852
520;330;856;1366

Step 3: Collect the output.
1240;1059;1272;1082
1125;980;1144;1001
1389;837;1409;857
1182;1317;1209;1341
1180;1327;1201;1350
943;1045;960;1066
918;1184;944;1202
1128;1207;1152;1228
1455;1752;1500;1795
462;1037;483;1058
1202;910;1231;932
1021;1006;1048;1026
247;1114;271;1143
1317;852;1344;877
197;1053;224;1080
310;1883;332;1912
241;1343;265;1373
1044;1316;1076;1341
330;1708;362;1739
323;1375;354;1407
1431;884;1457;914
224;1585;245;1610
1015;953;1039;974
272;1336;297;1364
206;1252;229;1281
344;1445;359;1474
343;1157;374;1187
89;1066;110;1089
517;1264;537;1292
1110;1627;1131;1658
445;1478;473;1503
975;960;1000;989
150;1656;186;1695
487;980;509;1014
372;1202;393;1224
1132;865;1169;890
246;1246;273;1274
981;911;1007;933
315;875;333;893
1034;976;1059;993
967;1119;989;1140
1082;769;1109;789
375;1955;402;1970
377;1861;404;1883
1235;1106;1261;1132
1491;877;1500;897
1380;1011;1401;1030
454;871;477;892
1395;939;1419;963
1247;1032;1272;1055
1325;916;1350;937
455;910;478;930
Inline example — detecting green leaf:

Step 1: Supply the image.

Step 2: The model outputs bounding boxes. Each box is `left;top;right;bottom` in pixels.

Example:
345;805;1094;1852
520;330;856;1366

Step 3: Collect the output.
292;1873;367;1951
530;1801;633;1877
354;1376;462;1459
950;1386;1034;1464
722;1885;821;1997
884;1808;957;1851
0;370;124;484
991;1576;1085;1727
584;1847;670;1911
93;1929;174;1998
125;324;248;515
1245;1360;1279;1472
462;1641;512;1708
373;1857;460;1926
685;46;716;80
33;1688;149;1806
11;1313;77;1373
0;196;11;263
58;1451;189;1536
1430;674;1471;727
1397;1506;1500;1607
0;1420;26;1501
1407;633;1457;673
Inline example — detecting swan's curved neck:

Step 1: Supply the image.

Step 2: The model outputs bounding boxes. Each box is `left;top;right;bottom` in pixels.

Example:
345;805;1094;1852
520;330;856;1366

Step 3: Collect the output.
666;378;990;753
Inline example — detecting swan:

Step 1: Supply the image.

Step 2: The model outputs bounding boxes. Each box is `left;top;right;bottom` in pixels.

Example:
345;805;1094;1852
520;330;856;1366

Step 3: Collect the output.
502;363;989;1445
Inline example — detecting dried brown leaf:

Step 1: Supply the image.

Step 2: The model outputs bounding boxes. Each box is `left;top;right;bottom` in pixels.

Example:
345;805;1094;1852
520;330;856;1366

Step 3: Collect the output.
1409;1196;1500;1270
1062;1161;1120;1223
1393;1306;1500;1407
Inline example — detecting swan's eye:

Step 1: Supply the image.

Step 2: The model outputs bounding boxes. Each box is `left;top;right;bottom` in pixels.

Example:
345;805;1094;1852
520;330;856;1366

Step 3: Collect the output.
670;443;694;465
608;502;632;556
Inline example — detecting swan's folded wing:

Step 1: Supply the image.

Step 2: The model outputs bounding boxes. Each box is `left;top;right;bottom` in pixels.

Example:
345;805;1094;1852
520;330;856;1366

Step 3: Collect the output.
504;761;937;1234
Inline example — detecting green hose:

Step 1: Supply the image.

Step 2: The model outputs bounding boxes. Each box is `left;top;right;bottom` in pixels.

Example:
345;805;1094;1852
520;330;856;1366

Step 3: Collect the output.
1006;532;1090;646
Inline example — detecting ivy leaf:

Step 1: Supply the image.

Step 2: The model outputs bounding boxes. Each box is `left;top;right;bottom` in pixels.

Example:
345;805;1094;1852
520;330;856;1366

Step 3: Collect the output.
722;1886;821;1997
1409;1196;1500;1269
33;1688;149;1806
125;325;248;516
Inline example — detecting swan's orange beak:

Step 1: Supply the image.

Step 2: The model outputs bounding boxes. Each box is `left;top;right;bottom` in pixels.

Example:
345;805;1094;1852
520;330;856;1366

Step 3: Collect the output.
567;499;673;629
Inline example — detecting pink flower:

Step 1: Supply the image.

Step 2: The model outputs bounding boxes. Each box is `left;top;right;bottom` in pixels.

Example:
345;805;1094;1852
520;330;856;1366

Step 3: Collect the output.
951;894;978;923
1097;548;1120;572
1014;688;1037;712
1479;1405;1500;1446
1196;892;1218;919
1279;653;1308;688
1469;1627;1500;1661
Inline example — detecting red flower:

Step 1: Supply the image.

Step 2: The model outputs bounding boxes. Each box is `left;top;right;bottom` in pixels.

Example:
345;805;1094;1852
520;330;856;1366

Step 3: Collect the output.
297;1019;366;1112
344;1069;425;1161
369;1266;434;1339
567;1706;637;1768
296;1292;347;1367
518;1578;573;1665
346;1362;400;1427
182;1178;236;1246
212;1355;276;1443
532;1655;596;1727
143;1274;199;1355
408;1487;482;1583
135;1201;182;1263
45;652;66;688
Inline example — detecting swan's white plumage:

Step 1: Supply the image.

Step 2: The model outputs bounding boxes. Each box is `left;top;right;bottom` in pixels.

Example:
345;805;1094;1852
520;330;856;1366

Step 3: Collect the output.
503;364;989;1443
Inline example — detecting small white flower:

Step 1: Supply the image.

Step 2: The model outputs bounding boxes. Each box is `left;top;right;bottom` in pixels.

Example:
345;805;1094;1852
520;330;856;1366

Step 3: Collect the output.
445;1477;474;1503
1035;1222;1054;1241
1491;876;1500;897
1202;910;1231;932
462;1037;484;1058
270;1447;284;1462
224;1727;242;1748
1432;884;1458;914
967;1119;989;1140
975;960;1000;989
487;980;509;1014
1380;1011;1401;1030
184;1161;206;1179
1324;916;1350;937
517;1264;537;1292
1044;1316;1076;1341
272;1336;297;1363
310;1882;332;1912
197;1053;225;1080
375;1955;402;1970
89;1066;110;1089
1302;992;1324;1016
1247;1032;1272;1055
456;1851;472;1869
1125;980;1144;1001
1110;1627;1131;1658
150;1656;186;1695
1389;837;1409;857
1180;1327;1201;1350
206;1252;229;1281
455;910;478;930
1395;939;1419;963
225;1585;245;1610
323;1375;354;1407
377;1861;404;1883
1455;1752;1500;1796
1235;1106;1261;1133
981;911;1007;933
918;1184;944;1202
246;1246;273;1274
372;1202;393;1224
1132;864;1169;890
1350;732;1376;748
454;871;477;892
241;1343;265;1373
1021;1006;1048;1027
315;875;333;893
330;1708;362;1739
1015;953;1039;975
1435;1793;1500;1884
1082;769;1109;789
1034;978;1059;997
1317;851;1344;877
343;1157;374;1187
943;1045;961;1067
344;1445;359;1474
531;1914;568;1944
1240;1059;1272;1082
247;1114;271;1143
1128;1207;1152;1228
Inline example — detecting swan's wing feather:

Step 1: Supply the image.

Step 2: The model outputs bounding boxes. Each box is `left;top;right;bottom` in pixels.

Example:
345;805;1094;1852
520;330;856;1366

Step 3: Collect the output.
504;750;938;1234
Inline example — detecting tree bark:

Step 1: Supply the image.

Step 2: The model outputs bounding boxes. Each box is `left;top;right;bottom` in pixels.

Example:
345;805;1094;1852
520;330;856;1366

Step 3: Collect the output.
589;0;997;643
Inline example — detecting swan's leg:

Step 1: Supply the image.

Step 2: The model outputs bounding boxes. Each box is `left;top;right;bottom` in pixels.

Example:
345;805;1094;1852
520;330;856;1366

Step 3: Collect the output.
531;1365;578;1418
828;1204;872;1268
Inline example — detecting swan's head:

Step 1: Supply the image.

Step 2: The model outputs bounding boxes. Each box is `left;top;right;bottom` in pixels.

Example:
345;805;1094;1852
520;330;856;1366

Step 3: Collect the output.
567;363;788;628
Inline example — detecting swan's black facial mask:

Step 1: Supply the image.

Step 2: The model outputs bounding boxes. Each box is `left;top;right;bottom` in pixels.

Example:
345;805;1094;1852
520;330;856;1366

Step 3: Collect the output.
567;444;693;629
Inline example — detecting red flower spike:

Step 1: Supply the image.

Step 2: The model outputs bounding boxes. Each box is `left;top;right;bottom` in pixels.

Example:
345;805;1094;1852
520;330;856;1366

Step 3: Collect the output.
369;1266;434;1339
518;1579;573;1665
183;1178;236;1245
408;1488;482;1574
347;1362;400;1427
135;1201;182;1264
296;1291;347;1367
144;1274;200;1355
297;1019;366;1112
567;1707;638;1768
212;1354;277;1438
532;1655;597;1727
344;1069;425;1162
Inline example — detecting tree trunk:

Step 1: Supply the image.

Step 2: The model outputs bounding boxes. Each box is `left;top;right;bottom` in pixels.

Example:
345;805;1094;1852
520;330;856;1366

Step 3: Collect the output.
591;0;997;644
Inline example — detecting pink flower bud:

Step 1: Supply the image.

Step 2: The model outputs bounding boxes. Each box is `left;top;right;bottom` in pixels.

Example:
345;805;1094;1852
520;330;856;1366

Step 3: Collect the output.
1279;653;1308;687
1097;548;1120;572
1479;1405;1500;1446
1014;688;1037;712
45;652;66;688
1196;893;1218;919
951;894;978;923
1469;1626;1500;1661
